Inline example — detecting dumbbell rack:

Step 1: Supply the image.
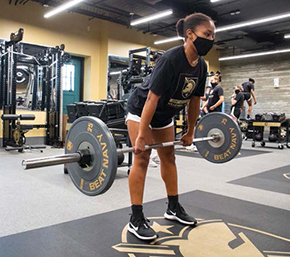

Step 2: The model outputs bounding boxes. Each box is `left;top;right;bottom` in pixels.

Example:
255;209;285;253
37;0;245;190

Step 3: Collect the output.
251;119;290;149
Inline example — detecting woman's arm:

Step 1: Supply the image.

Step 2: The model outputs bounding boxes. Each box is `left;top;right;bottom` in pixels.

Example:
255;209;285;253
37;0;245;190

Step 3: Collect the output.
231;95;237;105
138;90;160;137
135;90;160;153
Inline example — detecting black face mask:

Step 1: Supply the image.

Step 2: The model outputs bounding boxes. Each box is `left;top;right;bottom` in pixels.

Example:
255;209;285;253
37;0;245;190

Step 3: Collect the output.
193;32;214;56
211;82;218;88
235;89;240;94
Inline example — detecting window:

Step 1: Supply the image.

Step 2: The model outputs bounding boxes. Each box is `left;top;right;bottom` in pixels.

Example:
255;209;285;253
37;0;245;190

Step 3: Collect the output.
62;64;75;91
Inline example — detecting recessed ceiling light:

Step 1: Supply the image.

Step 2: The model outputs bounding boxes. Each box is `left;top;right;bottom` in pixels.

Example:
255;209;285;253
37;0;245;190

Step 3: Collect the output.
216;11;290;32
130;9;173;26
109;71;122;75
154;36;183;45
219;48;290;61
44;0;84;18
154;11;290;45
285;34;290;39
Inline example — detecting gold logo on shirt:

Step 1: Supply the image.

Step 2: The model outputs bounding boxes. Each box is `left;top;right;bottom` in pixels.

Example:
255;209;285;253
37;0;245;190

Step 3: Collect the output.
182;77;196;98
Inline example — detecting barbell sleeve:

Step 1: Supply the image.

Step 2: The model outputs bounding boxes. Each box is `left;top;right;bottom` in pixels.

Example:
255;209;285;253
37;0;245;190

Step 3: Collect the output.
22;153;81;170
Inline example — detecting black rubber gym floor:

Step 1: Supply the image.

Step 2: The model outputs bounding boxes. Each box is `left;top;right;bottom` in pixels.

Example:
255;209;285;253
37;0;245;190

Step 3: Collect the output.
229;165;290;195
175;148;272;159
0;190;289;257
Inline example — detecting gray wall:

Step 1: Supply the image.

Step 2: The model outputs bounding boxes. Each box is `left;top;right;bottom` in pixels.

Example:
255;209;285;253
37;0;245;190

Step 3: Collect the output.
220;53;290;118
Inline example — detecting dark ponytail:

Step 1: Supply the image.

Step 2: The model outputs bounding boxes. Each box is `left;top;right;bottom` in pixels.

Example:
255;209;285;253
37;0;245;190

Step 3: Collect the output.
176;18;185;37
176;13;213;38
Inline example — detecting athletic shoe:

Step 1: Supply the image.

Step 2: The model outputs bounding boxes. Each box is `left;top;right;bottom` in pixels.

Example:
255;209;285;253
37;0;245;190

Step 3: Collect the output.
148;159;158;168
185;144;198;152
152;155;160;164
164;203;197;225
128;215;158;240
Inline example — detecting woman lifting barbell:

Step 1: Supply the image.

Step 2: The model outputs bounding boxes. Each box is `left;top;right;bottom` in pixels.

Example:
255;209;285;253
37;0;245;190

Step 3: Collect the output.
126;13;216;240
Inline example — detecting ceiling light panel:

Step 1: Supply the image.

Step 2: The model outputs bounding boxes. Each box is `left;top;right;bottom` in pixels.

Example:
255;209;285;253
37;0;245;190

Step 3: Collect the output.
130;9;173;26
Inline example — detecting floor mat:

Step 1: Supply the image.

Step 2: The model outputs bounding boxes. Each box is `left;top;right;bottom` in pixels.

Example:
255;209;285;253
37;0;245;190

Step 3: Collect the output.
0;191;289;257
229;165;290;195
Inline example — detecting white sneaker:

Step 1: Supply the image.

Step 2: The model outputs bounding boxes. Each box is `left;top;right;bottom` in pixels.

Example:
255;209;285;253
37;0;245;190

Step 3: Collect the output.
152;155;160;164
185;144;198;152
148;159;158;168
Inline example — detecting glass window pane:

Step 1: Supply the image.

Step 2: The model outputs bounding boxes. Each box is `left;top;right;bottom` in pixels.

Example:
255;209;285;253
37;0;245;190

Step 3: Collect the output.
62;64;75;91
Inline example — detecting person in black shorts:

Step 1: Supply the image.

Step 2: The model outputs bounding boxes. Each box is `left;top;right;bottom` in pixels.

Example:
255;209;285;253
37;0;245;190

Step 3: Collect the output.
205;74;224;112
230;85;244;122
125;13;215;240
241;78;257;119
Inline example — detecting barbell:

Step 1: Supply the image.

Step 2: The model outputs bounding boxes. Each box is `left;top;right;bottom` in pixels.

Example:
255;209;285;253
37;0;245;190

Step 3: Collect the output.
22;112;242;196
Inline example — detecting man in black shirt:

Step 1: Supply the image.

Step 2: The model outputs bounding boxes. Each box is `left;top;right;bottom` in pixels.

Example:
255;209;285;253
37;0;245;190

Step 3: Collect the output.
204;74;224;112
241;78;257;119
125;13;216;241
230;85;244;122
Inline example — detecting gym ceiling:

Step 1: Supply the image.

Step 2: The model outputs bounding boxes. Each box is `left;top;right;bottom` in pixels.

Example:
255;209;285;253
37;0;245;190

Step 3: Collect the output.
9;0;290;54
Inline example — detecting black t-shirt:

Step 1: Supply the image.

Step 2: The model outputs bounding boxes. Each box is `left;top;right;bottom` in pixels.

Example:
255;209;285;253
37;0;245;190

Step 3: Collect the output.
242;82;254;93
232;92;244;109
127;45;207;126
208;85;223;112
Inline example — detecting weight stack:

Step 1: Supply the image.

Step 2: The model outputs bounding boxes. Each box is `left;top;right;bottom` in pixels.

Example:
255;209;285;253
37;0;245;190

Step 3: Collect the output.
87;102;108;122
67;103;77;123
75;102;90;117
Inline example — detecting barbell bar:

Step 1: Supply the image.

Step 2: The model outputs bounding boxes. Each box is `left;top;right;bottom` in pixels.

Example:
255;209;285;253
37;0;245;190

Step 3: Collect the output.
22;112;242;196
22;135;218;170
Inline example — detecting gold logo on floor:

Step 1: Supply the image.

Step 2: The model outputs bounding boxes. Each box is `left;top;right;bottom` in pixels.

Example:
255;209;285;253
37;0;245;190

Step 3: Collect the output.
112;217;290;256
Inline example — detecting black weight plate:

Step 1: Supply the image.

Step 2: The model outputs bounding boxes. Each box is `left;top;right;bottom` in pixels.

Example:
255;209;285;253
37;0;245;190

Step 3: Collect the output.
16;68;29;84
65;116;118;196
194;113;242;163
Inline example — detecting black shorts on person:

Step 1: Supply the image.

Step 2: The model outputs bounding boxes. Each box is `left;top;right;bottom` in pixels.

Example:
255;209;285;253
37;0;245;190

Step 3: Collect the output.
149;116;173;128
231;106;241;119
243;92;251;101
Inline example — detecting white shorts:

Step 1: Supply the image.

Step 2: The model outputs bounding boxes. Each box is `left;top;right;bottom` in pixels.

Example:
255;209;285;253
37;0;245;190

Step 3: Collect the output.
125;112;174;130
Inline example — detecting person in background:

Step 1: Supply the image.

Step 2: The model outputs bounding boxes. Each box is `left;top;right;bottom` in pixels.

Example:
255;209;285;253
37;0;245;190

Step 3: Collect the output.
241;78;257;120
200;84;211;116
204;74;224;113
230;85;244;122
